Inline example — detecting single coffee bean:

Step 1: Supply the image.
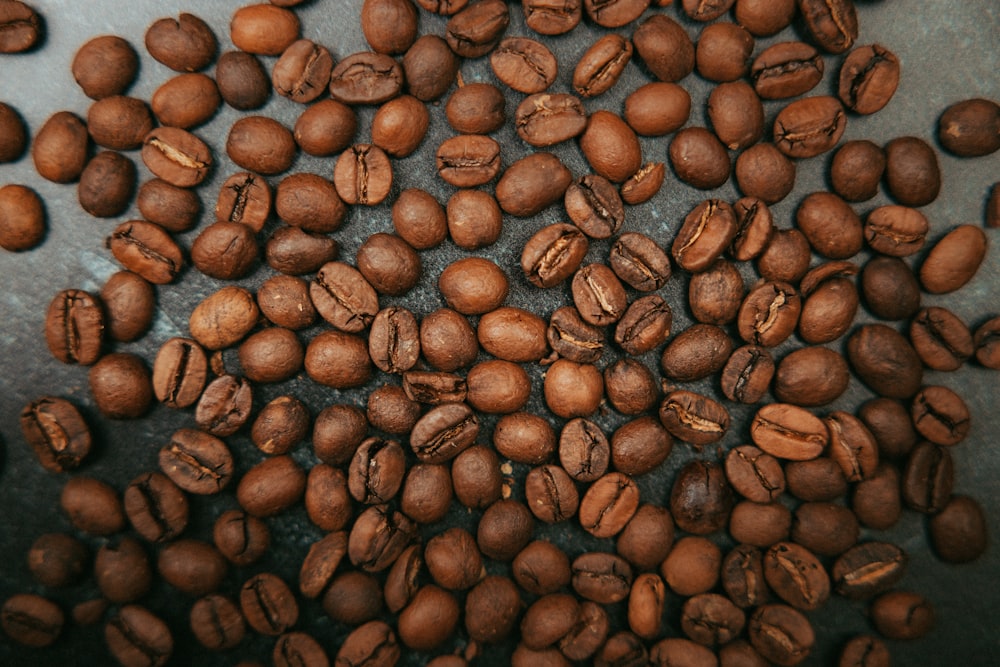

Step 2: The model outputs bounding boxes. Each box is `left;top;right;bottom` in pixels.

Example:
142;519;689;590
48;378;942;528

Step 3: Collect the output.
661;324;732;382
478;307;548;363
680;593;745;646
27;533;88;589
751;41;824;99
195;375;253;437
77;151;136;218
89;352;153;419
87;95;154;151
839;44;900;114
216;50;270;110
938;98;1000;157
299;531;349;599
361;0;418;54
975;315;1000;369
152;72;221;129
0;183;44;251
332;143;392;202
214;172;271;233
624;82;690;136
357;233;421;296
751;403;828;461
872;591;935;640
662;536;722;597
884;136;941;207
725;445;785;503
275;172;343;233
633;14;694;83
626;573;666;641
730;501;793;547
839;636;890;667
145;12;215;71
367;307;420;374
440;256;509;315
230;4;299;55
266;225;338;275
774;346;850;407
581;110;642;183
272;39;333;104
547;305;604;363
605;359;659;415
152;337;207;408
403;370;467;405
572;263;627;326
310;261;378;333
367;385;421;435
420;307;478;372
240;573;298;636
497;153;572;219
491;37;557;94
721;544;769;609
930;495;988;563
137;179;200;233
158;428;233;495
190;219;259;280
757;228;811;284
670;127;731;190
20;397;91;473
445;0;509;58
785;457;848;502
609;232;670;292
578;472;639;538
515;92;588;147
673;199;738;271
60;476;125;536
601;632;649;666
852;463;902;530
436;135;501;188
902;441;954;513
72;35;137;100
737;0;796;35
451;446;500;509
825;410;879;481
349;437;406;505
796;191;863;259
565;174;624;239
105;605;172;667
32;111;89;183
573;34;632;98
522;223;589;288
226;116;295;176
774;96;846;158
709;81;764;151
544;359;605;419
919;224;988;293
734;143;796;205
737;281;801;347
397;585;460;651
513;541;572;596
559;418;610;483
410;402;479;464
392;188;447;250
911;385;970;446
798;262;859;344
799;0;857;54
446;82;505;136
584;0;649;27
847;324;923;398
731;197;775;261
524;0;581;34
721;344;774;404
910;307;973;371
610;415;672;476
688;259;743;325
659;389;730;448
864;204;928;256
525;465;580;524
0;1;40;53
44;289;104;365
697;22;753;83
791;502;859;557
832;140;886;202
142;126;211;187
190;595;245;651
372;95;430;158
157;539;227;597
835;544;909;600
670;461;734;534
335;621;401;667
237;455;306;518
616;505;674;574
467;359;532;414
328;51;404;105
572;552;634;604
250;395;310;455
294;99;356;157
214;509;270;566
403;34;459;102
400;462;454;522
621;160;666;204
748;604;814;666
349;504;417;571
188;285;258;350
124;471;189;542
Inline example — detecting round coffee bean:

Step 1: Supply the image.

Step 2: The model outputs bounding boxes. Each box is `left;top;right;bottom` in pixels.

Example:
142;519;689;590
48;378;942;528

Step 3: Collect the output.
124;471;189;543
88;96;153;151
60;476;125;536
216;50;271;110
451;446;501;509
774;96;846;158
870;591;934;640
152;73;221;129
884;136;941;207
294;98;356;156
227;116;296;175
89;353;153;419
748;604;814;666
191;221;258;280
774;346;850;407
330;51;403;105
670;127;730;190
864;204;928;257
230;4;299;55
735;142;796;204
832;140;886;202
439;257;508;315
661;536;722;597
373;94;430;158
138;179;201;233
142;126;211;187
272;39;333;104
838;44;900;114
72;35;139;99
670;461;734;534
750;403;828;461
33;111;89;183
901;441;954;514
847;324;923;398
196;373;252;435
633;14;694;82
402;34;460;102
145;12;216;71
736;0;796;36
930;495;987;563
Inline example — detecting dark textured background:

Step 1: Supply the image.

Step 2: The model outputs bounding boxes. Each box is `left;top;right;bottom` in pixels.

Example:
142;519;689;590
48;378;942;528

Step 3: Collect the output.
1;0;998;665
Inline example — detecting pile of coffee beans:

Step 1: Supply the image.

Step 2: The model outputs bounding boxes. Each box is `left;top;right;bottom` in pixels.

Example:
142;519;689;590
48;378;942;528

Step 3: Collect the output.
1;0;998;665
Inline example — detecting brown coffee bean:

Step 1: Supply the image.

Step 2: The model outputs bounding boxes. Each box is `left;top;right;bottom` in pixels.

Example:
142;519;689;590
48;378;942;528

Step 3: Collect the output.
398;585;460;652
524;465;579;524
32;111;89;183
322;571;383;626
403;371;466;406
757;228;810;284
800;0;857;54
297;530;347;600
864;205;928;257
523;0;581;34
911;385;970;446
239;573;299;637
774;96;846;158
558;418;610;483
410;402;479;464
436;134;501;188
356;233;421;296
19;396;90;474
697;22;753;83
660;324;731;382
736;0;796;35
512;541;571;597
336;621;401;667
673;199;738;272
735;143;796;204
28;533;88;588
310;261;379;333
725;445;785;503
230;4;299;55
791;503;859;557
266;225;338;275
105;604;173;666
570;263;627;327
930;495;987;563
256;275;315;331
134;180;198;234
544;359;603;419
633;14;694;82
274;172;343;233
293;99;356;156
902;441;954;513
307;331;373;389
659;390;730;448
825;411;879;482
572;552;633;604
832;140;886;202
785;457;847;502
367;385;421;435
391;189;446;251
839;44;900;114
71;35;138;99
522;224;588;289
872;591;935;640
365;307;419;375
44;289;104;366
885;136;941;206
623;82;690;137
398;463;451;524
60;476;125;536
89;353;153;419
751;41;824;99
621;161;666;204
151;73;220;129
445;0;509;58
730;500;792;548
347;437;405;505
851;463;902;531
142;126;211;187
226;116;295;176
774;346;850;407
625;573;665;641
439;257;508;315
329;52;404;105
237;455;306;518
448;445;499;510
188;285;258;350
661;536;722;597
751;403;828;461
616;296;673;357
515;92;587;148
831;541;907;600
919;224;988;293
748;603;814;666
604;359;659;416
87;95;153;150
446;82;505;135
681;593;745;646
360;0;418;53
476;307;548;363
490;37;557;94
303;464;352;532
578;472;639;538
420;308;477;372
580;110;642;183
269;38;333;104
730;197;775;261
371;95;429;159
584;0;649;27
444;189;501;251
910;307;973;371
215;50;270;110
151;338;207;409
721;345;774;404
671;461;734;535
463;576;519;646
796;192;863;259
195;373;252;437
124;471;189;543
938;98;1000;157
737;281;801;347
721;544;769;610
607;417;669;478
670;127;731;190
0;184;44;251
688;260;742;326
839;635;890;667
77;151;136;218
573;34;632;98
478;499;535;562
975;316;1000;369
157;539;227;597
467;359;531;414
856;399;915;460
238;328;303;383
144;12;215;71
191;221;258;280
847;324;923;398
708;81;764;151
798;263;859;344
403;34;459;102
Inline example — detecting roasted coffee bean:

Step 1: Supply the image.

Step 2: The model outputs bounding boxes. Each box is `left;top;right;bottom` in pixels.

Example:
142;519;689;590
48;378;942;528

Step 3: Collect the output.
372;95;429;158
670;127;731;190
237;455;306;517
216;50;271;110
919;224;988;293
310;261;378;333
565;175;624;239
832;542;907;599
838;44;900;114
633;14;694;83
584;0;649;27
515;92;588;147
402;370;467;405
226;116;295;176
367;385;421;435
730;501;792;547
544;358;604;419
774;96;846;158
159;428;233;494
785;457;848;502
250;396;309;456
240;573;298;636
0;1;39;53
688;260;742;326
798;263;858;344
524;465;579;524
398;585;460;652
910;307;973;371
736;0;796;35
477;307;548;363
791;502;859;557
447;82;505;135
975;316;1000;369
195;375;253;437
266;225;338;275
294;99;356;157
151;73;220;129
621;161;666;204
659;390;730;448
673;199;738;272
774;346;850;407
559;418;610;483
440;256;508;315
748;604;814;666
680;593;745;646
547;305;604;363
152;338;207;408
60;476;126;536
28;533;88;588
188;285;258;350
522;223;589;288
734;143;796;204
190;595;245;651
661;324;731;382
491;37;557;94
847;324;922;398
721;345;774;404
323;571;382;625
144;12;215;71
20;397;91;473
124;471;189;543
361;0;418;53
104;604;173;666
478;499;536;561
450;445;500;509
298;531;348;599
884;136;941;207
524;0;582;35
137;179;200;233
757;228;811;284
32;111;89;183
44;288;104;366
825;410;879;481
709;81;764;150
580;110;642;183
625;573;665;641
721;544;769;609
737;281;801;347
142;127;211;187
930;495;987;563
938;98;1000;157
751;403;828;461
572;552;633;604
796;191;863;259
861;257;920;320
857;399;915;460
608;232;670;292
102;545;154;604
348;437;405;505
467;359;532;413
436;135;500;188
87;95;153;150
400;462;453;522
751;41;824;99
832;140;886;202
367;307;420;374
157;539;227;597
266;38;331;105
571;263;627;326
191;220;258;280
420;307;478;372
604;359;659;415
77;151;136;218
730;197;775;261
275;172;343;233
573;34;632;98
410;402;479;464
852;463;902;530
0;184;44;251
670;461;734;535
403;34;460;102
624;82;690;137
871;591;934;640
725;445;785;503
217;171;273;232
445;0;509;58
839;636;891;667
697;21;753;83
304;465;352;531
512;541;572;597
446;189;502;250
911;385;970;446
522;594;581;652
599;631;649;666
239;327;304;383
902;441;954;513
357;233;421;296
336;621;401;667
864;205;928;257
609;416;671;477
662;536;722;596
89;352;153;419
230;4;299;55
799;0;857;54
578;472;639;538
350;504;417;572
392;188;447;249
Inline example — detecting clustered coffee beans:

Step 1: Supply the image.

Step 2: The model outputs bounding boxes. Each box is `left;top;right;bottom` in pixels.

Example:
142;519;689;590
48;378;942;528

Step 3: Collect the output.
1;0;998;665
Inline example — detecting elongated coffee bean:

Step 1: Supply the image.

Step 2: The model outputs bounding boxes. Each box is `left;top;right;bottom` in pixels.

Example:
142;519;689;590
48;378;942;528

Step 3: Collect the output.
45;289;104;365
20;397;91;473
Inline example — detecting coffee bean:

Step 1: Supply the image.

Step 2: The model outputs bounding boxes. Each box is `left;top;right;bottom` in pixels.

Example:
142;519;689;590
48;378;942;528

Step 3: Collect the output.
524;0;581;35
366;307;419;374
350;504;417;571
623;82;690;137
152;337;207;408
797;191;864;259
151;73;221;129
852;463;902;530
87;95;154;150
975;316;1000;369
555;418;608;483
839;635;890;667
298;530;349;600
832;140;886;202
266;225;338;275
660;323;731;381
573;34;632;98
515;92;588;147
831;541;907;599
249;395;310;456
391;188;446;250
584;0;649;27
135;179;199;234
938;98;1000;157
477;306;548;363
402;371;467;406
622;161;666;204
522;223;589;288
445;189;502;251
919;224;988;293
439;256;508;315
491;37;557;94
403;34;458;102
213;509;270;566
237;455;306;518
911;384;970;446
310;261;379;333
336;621;401;667
27;533;87;589
142;126;211;187
565;174;624;239
930;495;987;563
466;359;532;414
757;228;811;284
799;0;858;54
751;403;828;461
661;536;722;597
721;344;774;404
725;445;785;503
670;461;734;535
839;44;900;114
774;346;850;407
709;81;764;151
124;471;189;542
581;110;642;183
545;358;604;419
330;51;405;106
230;4;299;55
785;457;848;502
420;308;477;372
70;35;137;100
885;136;941;207
60;476;126;536
607;417;670;478
847;324;923;398
33;111;89;183
774;96;846;158
216;50;270;110
872;591;934;640
265;38;331;106
902;441;954;514
0;102;26;163
89;352;153;419
44;288;104;365
226;116;295;176
400;462;453;523
195;375;253;437
188;285;258;350
274;172;343;234
108;220;184;285
826;410;879;481
366;385;420;435
157;539;227;597
798;262;858;344
578;472;639;538
736;0;796;35
864;204;928;257
734;143;796;204
445;0;509;58
604;359;659;416
680;593;745;646
190;595;245;651
410;402;479;464
158;428;233;496
910;307;973;371
633;14;694;82
398;584;460;651
371;97;429;160
449;445;499;510
791;502;859;557
0;1;40;53
239;573;299;636
357;233;421;296
748;604;814;666
144;12;215;71
730;500;793;547
105;605;173;667
721;544;769;609
0;183;45;252
19;396;91;474
443;83;503;136
737;281;801;347
571;263;627;326
572;552;633;604
670;127;731;190
600;631;649;666
751;41;824;99
673;199;738;271
512;541;571;597
436;134;501;188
